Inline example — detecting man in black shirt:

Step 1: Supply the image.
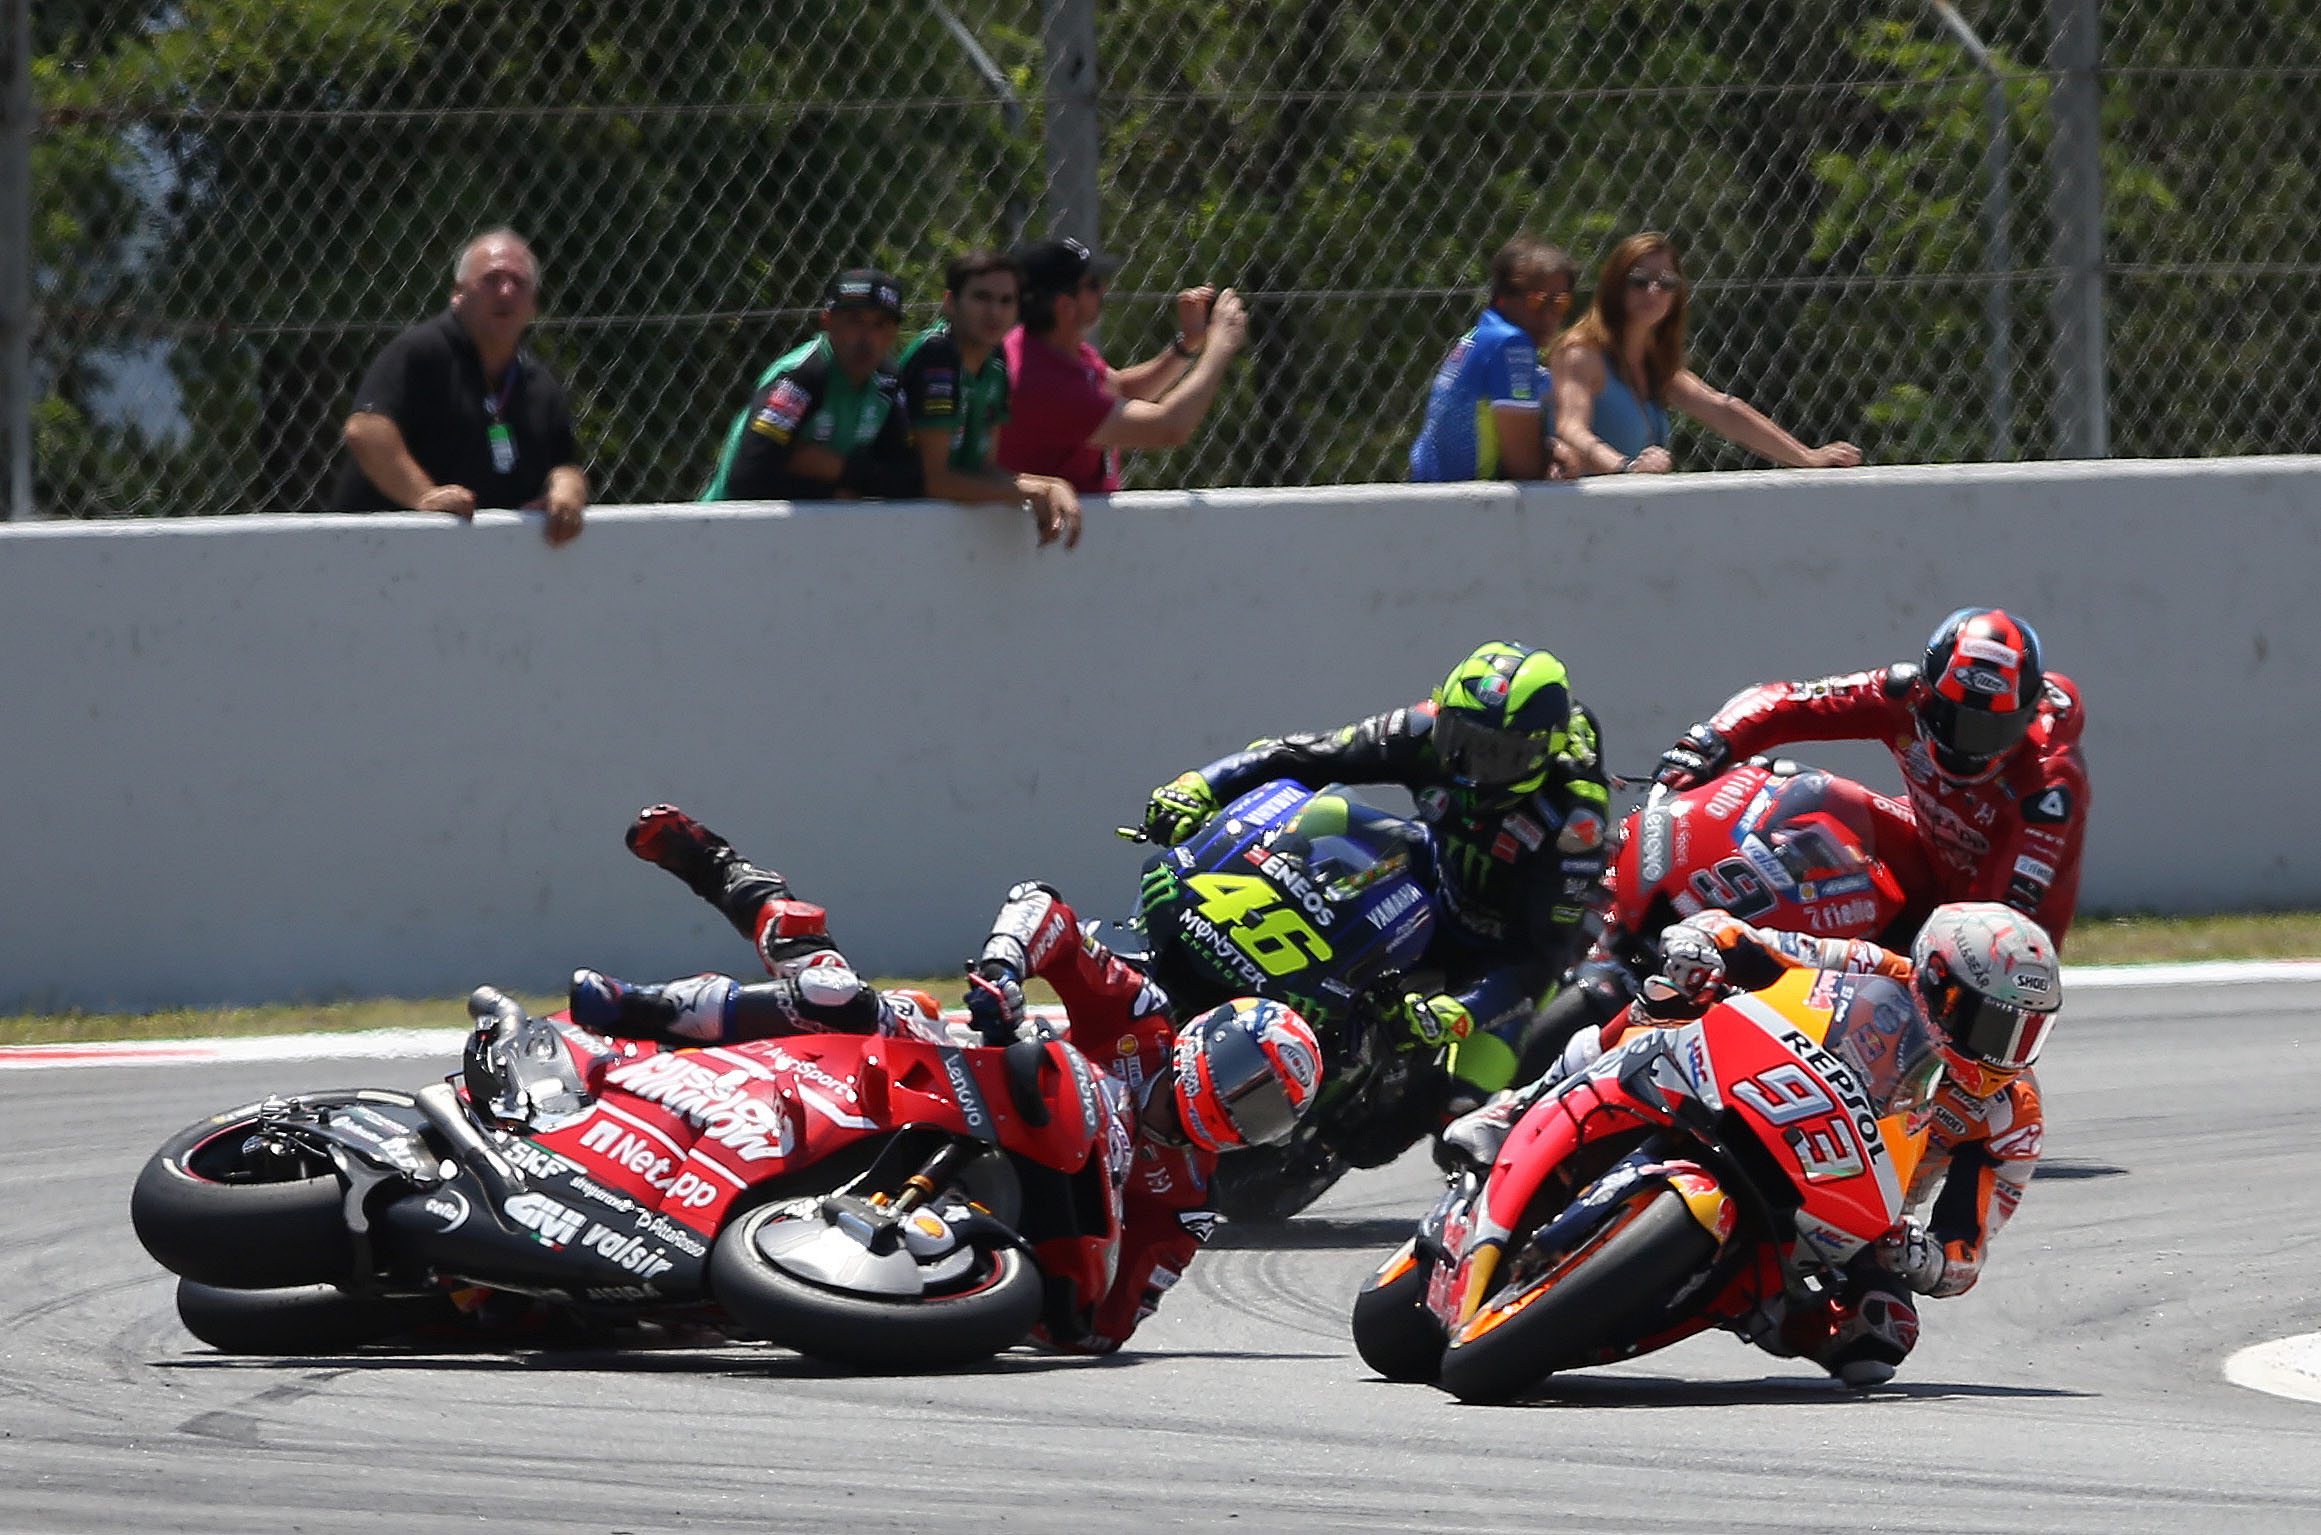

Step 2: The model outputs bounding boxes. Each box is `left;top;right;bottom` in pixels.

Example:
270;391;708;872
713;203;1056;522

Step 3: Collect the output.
331;228;588;545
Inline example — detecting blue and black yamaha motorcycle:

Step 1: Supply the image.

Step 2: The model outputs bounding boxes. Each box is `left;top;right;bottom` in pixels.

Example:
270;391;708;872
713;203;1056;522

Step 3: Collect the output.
1132;780;1448;1221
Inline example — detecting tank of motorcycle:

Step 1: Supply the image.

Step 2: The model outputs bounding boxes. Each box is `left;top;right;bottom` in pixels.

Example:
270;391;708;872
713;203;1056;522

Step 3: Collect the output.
1139;778;1437;1026
1681;970;1932;1254
528;1032;1115;1246
1613;764;1907;943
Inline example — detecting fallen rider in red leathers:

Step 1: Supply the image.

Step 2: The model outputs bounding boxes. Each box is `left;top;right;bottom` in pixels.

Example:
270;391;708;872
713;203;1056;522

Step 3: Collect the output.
1443;900;2060;1385
1653;607;2090;946
569;805;1323;1356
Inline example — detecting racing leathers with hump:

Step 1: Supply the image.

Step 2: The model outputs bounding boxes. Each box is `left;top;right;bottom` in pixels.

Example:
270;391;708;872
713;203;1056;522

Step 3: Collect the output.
1143;642;1611;1098
579;806;1319;1356
1449;901;2057;1382
1657;608;2089;945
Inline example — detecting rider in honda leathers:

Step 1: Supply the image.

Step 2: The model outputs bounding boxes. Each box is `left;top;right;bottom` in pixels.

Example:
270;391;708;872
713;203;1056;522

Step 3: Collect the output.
1140;641;1612;1098
1653;609;2089;946
581;806;1320;1356
1444;901;2059;1385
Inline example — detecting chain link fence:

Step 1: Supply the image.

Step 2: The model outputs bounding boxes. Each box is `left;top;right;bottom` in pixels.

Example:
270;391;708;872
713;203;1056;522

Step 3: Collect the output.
10;0;2321;517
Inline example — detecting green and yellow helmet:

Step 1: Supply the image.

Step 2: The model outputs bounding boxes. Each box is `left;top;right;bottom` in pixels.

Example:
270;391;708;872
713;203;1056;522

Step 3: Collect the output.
1430;641;1573;793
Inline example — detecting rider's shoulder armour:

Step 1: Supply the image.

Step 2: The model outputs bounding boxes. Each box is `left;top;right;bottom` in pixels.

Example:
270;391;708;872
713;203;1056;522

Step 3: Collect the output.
1881;663;1922;698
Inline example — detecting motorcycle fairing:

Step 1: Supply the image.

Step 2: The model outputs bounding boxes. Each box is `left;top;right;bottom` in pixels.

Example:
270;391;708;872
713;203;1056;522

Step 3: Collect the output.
531;1033;1109;1238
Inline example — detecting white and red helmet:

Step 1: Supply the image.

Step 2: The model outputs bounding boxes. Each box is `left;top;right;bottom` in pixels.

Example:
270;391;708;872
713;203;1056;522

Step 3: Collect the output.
1910;902;2061;1098
1170;997;1322;1152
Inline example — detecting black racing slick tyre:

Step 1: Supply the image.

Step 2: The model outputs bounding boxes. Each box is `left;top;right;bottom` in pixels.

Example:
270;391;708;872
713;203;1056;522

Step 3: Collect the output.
1350;1241;1446;1383
173;1279;455;1356
710;1201;1044;1372
1207;1142;1350;1224
1436;1189;1720;1404
131;1104;356;1290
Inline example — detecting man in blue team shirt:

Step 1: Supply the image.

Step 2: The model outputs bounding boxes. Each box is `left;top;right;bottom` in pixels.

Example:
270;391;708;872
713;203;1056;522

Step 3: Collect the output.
1411;236;1579;482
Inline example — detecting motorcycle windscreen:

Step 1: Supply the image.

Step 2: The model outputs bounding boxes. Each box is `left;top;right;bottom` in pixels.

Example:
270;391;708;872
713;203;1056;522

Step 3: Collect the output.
1821;978;1944;1121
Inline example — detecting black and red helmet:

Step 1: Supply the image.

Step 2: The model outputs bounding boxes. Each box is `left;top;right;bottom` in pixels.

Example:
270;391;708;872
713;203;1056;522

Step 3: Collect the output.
1918;608;2044;781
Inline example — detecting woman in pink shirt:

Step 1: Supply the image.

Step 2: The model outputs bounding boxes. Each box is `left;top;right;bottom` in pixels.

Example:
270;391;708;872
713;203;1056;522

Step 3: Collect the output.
997;238;1249;494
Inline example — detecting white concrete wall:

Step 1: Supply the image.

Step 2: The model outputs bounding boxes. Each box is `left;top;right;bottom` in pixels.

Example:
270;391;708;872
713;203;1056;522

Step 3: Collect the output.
4;457;2316;1013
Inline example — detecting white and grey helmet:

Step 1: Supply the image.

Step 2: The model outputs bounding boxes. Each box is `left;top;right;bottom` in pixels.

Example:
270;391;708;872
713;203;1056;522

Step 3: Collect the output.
1909;902;2061;1095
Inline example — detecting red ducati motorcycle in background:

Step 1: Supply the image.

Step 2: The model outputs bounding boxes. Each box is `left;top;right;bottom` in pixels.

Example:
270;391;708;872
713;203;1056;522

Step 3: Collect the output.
131;990;1132;1367
1515;760;1913;1081
1354;965;1939;1401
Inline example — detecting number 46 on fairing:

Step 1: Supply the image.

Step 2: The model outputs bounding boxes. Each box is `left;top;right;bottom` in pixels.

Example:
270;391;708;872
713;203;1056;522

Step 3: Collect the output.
1186;873;1335;978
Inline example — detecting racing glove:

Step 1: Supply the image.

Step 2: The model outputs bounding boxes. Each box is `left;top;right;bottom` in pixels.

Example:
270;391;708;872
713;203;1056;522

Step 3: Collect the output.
1654;724;1731;790
1142;772;1218;846
1635;923;1726;1019
963;960;1027;1045
1397;991;1475;1049
1875;1220;1950;1296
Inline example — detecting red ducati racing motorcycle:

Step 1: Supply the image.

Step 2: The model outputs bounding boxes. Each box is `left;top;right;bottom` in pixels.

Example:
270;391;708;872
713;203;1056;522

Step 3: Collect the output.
1516;760;1913;1080
132;990;1132;1367
1353;966;1938;1402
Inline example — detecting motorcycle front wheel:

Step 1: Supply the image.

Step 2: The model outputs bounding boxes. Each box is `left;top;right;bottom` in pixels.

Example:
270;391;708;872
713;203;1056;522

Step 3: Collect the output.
1436;1188;1720;1404
1350;1239;1445;1382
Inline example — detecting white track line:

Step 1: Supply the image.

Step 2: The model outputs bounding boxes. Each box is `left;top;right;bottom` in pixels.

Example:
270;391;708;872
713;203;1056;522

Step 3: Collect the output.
0;1006;1072;1070
1;965;2313;1071
2225;1333;2321;1405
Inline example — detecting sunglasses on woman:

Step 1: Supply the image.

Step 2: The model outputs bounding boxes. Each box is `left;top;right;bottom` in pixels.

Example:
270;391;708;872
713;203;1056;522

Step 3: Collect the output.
1625;272;1683;293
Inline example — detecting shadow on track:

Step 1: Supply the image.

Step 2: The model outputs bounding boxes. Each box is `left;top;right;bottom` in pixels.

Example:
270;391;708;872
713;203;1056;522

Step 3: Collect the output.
2032;1159;2130;1180
1411;1374;2094;1408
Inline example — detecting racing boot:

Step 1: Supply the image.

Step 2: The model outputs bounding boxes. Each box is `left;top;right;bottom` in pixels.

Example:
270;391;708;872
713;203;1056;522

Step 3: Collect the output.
625;804;741;901
1813;1286;1920;1388
570;969;739;1042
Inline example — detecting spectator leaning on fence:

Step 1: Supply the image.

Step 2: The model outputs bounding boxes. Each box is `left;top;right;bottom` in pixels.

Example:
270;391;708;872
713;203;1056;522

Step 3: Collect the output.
331;228;587;545
1551;231;1862;476
1409;236;1579;483
897;251;1083;547
702;269;925;503
994;238;1249;495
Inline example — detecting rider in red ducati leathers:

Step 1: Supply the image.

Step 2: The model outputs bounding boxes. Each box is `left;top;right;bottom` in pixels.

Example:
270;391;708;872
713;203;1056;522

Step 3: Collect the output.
1653;608;2090;946
1446;902;2057;1384
573;806;1319;1355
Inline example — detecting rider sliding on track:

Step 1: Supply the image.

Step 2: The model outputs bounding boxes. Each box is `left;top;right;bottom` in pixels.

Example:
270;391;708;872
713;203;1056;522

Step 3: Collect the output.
1446;900;2061;1386
562;805;1322;1356
1652;608;2090;945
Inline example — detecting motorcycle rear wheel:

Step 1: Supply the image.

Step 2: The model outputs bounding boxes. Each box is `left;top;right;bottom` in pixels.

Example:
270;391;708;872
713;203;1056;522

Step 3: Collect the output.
132;1102;357;1290
174;1278;456;1356
711;1201;1043;1371
1350;1242;1445;1382
1437;1188;1719;1404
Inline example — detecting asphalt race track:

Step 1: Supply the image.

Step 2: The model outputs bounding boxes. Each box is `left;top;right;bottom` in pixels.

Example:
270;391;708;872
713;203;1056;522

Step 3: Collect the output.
4;980;2316;1533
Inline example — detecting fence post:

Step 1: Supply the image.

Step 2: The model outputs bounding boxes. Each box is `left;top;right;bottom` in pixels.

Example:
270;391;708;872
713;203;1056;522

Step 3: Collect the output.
1041;0;1100;249
2047;0;2107;459
1;0;32;518
1928;3;2015;461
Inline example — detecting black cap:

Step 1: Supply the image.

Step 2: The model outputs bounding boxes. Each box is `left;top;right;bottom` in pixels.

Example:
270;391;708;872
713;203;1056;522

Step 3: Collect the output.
822;268;904;318
1015;237;1124;298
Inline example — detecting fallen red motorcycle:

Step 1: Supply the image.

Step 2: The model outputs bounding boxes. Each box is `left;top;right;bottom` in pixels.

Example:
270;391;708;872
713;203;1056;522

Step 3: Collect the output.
1352;965;1938;1402
131;990;1133;1367
1515;759;1913;1080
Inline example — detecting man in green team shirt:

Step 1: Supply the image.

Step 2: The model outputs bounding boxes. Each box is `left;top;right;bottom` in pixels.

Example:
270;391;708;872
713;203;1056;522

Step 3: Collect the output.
702;268;925;502
897;251;1082;547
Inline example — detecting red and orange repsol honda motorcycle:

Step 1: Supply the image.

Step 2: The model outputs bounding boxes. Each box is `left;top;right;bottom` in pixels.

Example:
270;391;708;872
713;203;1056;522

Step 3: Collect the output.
1353;965;1937;1402
131;990;1131;1367
1516;760;1912;1080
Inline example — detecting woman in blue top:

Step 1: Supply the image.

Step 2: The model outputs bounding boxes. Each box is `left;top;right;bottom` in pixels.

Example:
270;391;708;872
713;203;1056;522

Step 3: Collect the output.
1551;232;1861;476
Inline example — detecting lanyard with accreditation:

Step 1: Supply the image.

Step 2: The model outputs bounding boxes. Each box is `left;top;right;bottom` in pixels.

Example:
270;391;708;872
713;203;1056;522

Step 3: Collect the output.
483;363;519;474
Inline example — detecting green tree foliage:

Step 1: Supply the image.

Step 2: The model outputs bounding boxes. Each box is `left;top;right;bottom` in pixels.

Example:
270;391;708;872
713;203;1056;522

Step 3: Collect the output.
24;0;2321;512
